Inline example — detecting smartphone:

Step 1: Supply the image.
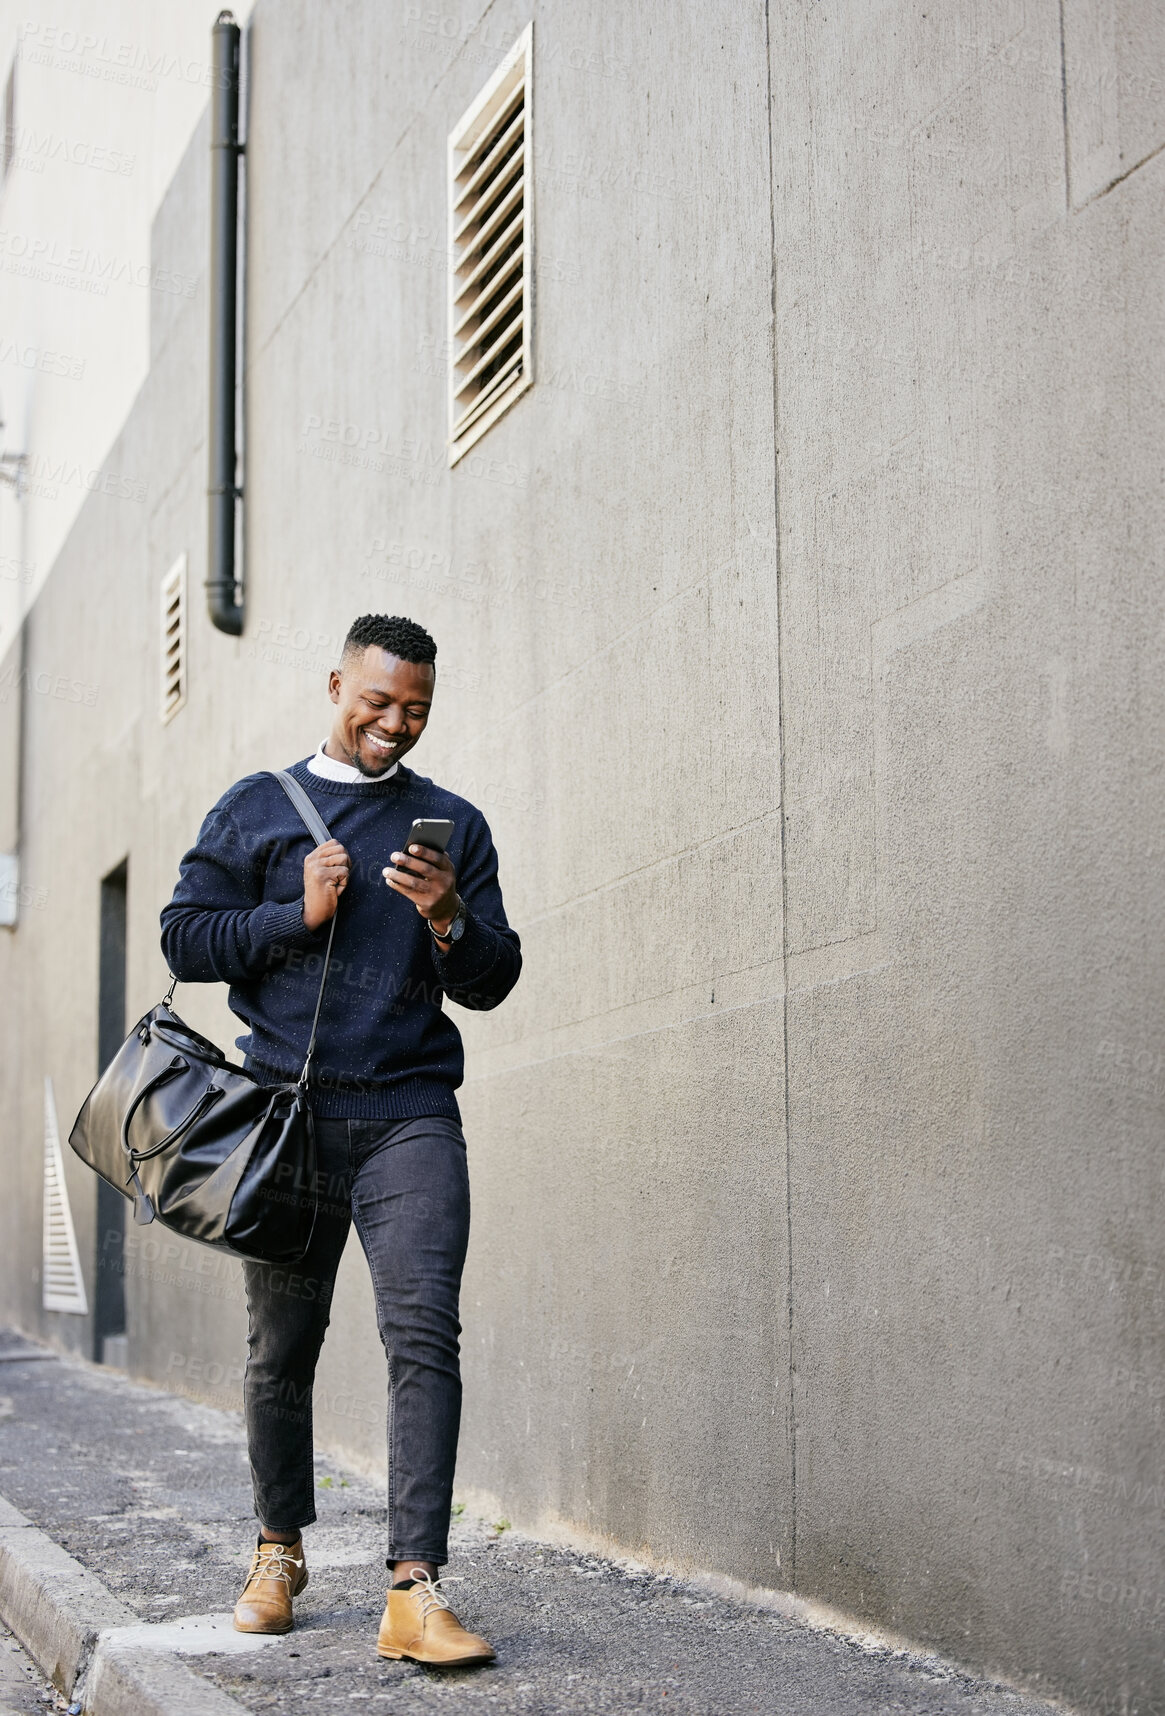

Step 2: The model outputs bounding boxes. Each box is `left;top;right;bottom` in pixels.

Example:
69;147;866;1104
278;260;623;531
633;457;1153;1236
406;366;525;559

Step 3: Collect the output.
404;818;454;854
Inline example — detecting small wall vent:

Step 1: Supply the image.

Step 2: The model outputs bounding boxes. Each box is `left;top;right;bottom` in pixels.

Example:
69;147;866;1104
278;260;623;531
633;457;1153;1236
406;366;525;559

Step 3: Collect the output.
447;24;532;463
43;1076;89;1315
160;554;187;724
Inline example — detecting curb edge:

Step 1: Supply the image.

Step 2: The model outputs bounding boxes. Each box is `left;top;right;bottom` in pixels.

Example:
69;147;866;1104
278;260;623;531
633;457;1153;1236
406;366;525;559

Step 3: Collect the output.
0;1493;248;1716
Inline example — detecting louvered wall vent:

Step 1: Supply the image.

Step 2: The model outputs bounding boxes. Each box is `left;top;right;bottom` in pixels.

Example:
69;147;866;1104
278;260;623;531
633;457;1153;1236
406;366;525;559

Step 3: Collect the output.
160;553;187;723
448;25;532;463
43;1076;89;1315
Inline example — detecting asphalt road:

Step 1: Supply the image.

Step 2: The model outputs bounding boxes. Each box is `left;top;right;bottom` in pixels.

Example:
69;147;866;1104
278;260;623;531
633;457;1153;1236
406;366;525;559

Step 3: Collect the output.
0;1332;1067;1716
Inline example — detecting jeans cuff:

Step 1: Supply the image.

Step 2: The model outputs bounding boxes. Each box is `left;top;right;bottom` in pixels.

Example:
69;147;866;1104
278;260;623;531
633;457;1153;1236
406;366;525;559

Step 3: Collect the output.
258;1509;317;1532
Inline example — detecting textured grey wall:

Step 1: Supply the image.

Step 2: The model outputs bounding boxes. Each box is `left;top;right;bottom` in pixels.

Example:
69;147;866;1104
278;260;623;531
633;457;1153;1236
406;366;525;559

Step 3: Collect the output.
0;4;1162;1710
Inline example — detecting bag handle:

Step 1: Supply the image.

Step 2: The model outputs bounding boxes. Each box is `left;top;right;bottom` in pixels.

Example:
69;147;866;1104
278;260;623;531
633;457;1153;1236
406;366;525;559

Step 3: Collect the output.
121;1056;189;1161
120;1060;228;1225
120;1055;188;1224
162;768;342;1086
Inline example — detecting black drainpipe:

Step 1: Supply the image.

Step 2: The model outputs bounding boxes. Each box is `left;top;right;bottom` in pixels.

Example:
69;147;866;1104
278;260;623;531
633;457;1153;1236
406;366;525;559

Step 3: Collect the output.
207;10;244;635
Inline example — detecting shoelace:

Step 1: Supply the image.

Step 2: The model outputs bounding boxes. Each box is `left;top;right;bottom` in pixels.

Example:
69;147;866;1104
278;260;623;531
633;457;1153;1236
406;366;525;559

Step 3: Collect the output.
246;1543;304;1594
401;1568;463;1621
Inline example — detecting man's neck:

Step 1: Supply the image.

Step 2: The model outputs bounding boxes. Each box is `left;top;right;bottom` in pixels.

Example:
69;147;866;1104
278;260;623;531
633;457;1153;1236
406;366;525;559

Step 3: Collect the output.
307;739;398;784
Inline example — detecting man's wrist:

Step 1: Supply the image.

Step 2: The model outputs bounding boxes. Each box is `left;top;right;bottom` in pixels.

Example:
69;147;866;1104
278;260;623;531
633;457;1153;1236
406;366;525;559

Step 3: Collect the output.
428;897;464;941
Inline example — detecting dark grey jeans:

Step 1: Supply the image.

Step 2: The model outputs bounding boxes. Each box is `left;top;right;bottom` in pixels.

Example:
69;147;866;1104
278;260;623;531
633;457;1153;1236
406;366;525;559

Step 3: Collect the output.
241;1114;471;1566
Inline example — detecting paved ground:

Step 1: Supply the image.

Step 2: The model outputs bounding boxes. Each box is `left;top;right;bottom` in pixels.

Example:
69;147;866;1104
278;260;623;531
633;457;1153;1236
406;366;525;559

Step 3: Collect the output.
0;1331;1067;1716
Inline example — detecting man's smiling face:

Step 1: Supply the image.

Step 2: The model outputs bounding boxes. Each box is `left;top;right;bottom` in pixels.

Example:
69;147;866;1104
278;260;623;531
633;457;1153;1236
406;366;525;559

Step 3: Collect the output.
325;645;435;777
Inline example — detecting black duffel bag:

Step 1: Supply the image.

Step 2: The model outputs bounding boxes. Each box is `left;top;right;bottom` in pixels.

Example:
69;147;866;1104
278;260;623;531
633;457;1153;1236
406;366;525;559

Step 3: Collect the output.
69;769;338;1266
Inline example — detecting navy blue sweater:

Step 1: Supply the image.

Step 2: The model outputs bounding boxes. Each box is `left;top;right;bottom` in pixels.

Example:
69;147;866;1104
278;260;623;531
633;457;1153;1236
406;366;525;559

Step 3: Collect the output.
159;760;521;1120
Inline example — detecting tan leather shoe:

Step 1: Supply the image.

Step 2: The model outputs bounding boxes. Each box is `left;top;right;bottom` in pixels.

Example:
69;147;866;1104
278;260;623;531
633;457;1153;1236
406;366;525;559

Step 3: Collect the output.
233;1537;309;1634
377;1570;495;1666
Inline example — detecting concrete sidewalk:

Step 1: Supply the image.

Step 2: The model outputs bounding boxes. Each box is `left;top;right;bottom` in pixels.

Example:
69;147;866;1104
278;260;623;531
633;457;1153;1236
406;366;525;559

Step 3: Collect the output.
0;1330;1068;1716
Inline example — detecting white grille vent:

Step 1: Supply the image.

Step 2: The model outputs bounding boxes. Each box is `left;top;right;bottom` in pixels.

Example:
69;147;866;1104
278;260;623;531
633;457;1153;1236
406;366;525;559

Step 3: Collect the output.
447;24;532;463
160;554;187;724
43;1076;88;1315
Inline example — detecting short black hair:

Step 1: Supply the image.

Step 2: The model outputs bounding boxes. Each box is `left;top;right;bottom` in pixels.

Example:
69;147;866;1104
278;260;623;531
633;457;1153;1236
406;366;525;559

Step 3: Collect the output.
341;614;437;669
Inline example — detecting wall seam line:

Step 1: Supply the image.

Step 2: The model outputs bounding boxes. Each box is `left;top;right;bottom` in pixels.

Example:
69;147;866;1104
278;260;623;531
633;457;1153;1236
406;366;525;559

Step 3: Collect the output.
1057;0;1071;214
762;0;796;1591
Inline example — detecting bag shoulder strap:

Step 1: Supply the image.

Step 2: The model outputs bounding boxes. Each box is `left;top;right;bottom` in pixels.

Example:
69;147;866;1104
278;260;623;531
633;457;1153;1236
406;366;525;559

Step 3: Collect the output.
271;768;340;1084
272;767;333;847
165;769;340;1084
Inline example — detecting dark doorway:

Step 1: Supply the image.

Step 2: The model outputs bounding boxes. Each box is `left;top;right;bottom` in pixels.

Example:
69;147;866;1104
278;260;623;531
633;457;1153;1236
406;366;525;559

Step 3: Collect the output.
94;858;128;1364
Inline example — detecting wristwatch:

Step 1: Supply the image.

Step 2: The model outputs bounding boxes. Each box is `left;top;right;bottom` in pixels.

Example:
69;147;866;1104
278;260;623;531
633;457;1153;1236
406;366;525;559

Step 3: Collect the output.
429;898;467;945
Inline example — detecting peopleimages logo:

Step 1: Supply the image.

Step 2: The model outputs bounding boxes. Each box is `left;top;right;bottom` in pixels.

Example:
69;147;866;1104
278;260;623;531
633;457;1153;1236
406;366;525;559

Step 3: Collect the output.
0;337;85;379
0;662;99;707
19;21;234;92
0;230;196;298
24;451;147;504
11;127;136;177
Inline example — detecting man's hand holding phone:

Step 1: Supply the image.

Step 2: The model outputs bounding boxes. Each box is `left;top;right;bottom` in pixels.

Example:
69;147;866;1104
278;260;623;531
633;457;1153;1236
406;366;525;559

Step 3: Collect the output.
302;839;351;930
384;821;460;936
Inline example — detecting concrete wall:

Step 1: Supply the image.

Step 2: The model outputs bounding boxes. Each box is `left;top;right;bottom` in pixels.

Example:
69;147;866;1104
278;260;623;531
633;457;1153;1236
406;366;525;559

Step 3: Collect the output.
769;10;1165;1702
0;3;1162;1710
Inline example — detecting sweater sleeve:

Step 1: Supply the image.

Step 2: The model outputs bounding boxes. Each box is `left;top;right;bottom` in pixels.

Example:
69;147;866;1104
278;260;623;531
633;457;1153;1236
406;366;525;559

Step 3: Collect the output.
429;809;522;1011
159;797;326;984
